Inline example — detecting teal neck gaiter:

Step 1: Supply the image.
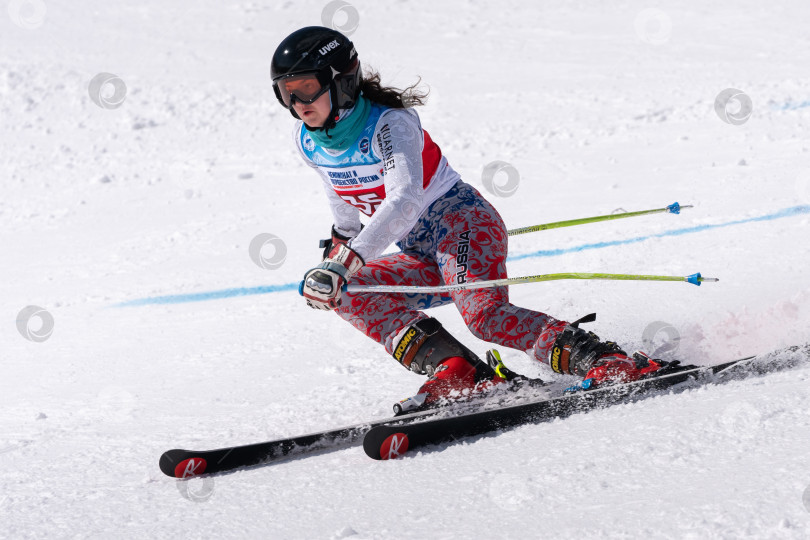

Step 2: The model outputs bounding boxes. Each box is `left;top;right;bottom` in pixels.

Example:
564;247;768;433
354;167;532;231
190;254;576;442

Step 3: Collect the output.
306;95;371;151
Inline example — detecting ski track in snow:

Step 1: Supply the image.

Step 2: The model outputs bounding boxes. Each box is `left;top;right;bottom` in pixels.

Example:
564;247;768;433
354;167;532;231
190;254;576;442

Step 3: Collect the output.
2;1;810;538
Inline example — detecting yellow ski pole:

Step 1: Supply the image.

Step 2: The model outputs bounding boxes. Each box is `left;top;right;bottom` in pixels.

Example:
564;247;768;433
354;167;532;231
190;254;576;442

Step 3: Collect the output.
507;202;692;236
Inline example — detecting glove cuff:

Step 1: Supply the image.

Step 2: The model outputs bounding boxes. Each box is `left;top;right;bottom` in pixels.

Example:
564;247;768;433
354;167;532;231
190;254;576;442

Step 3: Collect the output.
320;225;362;259
323;243;365;280
331;225;356;243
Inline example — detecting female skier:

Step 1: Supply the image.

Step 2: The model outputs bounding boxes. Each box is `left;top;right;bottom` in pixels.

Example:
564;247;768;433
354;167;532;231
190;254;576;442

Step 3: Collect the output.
271;26;669;410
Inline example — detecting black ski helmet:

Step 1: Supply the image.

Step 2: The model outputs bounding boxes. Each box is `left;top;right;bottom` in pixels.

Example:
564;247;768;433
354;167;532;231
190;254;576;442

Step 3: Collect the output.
271;26;361;129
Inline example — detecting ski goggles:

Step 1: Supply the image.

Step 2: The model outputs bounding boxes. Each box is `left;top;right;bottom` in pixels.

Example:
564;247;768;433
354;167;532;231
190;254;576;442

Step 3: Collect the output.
273;72;330;108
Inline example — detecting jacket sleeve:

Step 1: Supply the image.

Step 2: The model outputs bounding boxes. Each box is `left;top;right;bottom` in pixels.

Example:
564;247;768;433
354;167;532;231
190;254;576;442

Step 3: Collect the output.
348;109;425;261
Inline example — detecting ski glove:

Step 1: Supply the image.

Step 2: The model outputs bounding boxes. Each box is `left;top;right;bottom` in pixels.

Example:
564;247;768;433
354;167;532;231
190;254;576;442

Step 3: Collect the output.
300;243;364;310
319;225;360;260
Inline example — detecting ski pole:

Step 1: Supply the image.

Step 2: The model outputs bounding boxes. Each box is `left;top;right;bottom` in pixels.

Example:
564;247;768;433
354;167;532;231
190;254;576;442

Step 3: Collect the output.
507;202;692;236
345;272;717;294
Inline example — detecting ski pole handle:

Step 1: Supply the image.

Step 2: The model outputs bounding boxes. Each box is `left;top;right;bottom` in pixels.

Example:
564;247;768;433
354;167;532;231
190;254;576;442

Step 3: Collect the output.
507;202;692;236
345;272;718;295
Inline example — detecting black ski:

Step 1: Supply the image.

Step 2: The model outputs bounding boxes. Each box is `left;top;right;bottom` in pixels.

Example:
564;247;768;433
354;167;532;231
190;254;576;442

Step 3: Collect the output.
159;378;550;478
160;408;433;478
160;346;806;475
363;350;804;460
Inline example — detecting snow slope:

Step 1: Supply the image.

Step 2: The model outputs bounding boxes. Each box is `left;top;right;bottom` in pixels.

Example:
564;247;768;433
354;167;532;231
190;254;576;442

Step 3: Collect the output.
2;0;810;538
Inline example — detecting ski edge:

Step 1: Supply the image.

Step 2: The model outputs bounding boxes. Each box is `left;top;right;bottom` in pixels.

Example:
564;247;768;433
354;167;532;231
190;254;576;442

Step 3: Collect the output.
158;380;552;478
362;354;765;460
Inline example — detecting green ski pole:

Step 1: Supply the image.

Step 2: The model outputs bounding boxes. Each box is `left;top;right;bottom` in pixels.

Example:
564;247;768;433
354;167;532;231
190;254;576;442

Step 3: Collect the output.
507;202;692;236
345;272;717;295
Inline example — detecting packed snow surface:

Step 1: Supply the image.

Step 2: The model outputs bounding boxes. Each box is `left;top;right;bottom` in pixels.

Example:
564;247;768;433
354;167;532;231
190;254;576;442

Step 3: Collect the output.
2;1;810;538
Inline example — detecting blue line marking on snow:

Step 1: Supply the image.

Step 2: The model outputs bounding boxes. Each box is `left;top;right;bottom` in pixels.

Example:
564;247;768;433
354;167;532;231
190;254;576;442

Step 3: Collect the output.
115;283;298;307
770;99;810;111
507;204;810;262
115;205;810;307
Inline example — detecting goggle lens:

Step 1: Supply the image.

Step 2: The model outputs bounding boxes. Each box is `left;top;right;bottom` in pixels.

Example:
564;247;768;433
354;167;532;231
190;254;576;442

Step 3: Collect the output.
275;74;328;108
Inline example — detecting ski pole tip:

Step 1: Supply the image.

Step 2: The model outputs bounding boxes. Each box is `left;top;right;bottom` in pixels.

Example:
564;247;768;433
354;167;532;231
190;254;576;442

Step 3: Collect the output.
667;202;694;214
686;273;719;286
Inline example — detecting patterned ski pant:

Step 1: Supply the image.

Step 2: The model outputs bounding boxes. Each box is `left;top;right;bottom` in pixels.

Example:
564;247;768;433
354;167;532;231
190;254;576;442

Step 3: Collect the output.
335;181;567;369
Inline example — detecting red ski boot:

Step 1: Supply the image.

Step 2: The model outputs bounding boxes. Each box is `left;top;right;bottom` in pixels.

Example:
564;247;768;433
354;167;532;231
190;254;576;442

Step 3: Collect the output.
548;323;679;391
583;351;665;385
390;318;507;414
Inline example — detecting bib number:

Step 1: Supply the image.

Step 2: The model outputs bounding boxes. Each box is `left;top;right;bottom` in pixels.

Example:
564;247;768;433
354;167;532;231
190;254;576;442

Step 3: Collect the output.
340;193;384;216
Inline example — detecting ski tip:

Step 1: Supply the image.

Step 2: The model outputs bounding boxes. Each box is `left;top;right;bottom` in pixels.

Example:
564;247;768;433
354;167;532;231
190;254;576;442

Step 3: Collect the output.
363;429;410;460
159;451;208;478
379;433;409;460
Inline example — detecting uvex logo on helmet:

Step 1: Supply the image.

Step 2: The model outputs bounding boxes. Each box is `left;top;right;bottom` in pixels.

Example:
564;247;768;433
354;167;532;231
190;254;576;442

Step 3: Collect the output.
319;39;340;55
